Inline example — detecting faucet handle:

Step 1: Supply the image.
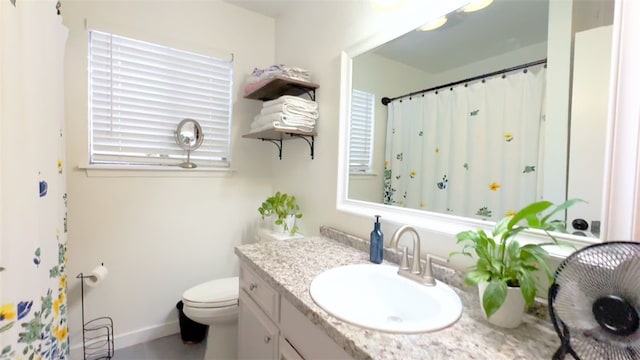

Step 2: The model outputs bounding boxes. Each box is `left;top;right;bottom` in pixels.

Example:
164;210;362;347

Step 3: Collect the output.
427;254;449;266
399;246;410;271
421;254;449;285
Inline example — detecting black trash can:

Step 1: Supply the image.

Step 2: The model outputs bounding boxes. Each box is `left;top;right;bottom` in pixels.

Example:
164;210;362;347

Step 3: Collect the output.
176;301;208;344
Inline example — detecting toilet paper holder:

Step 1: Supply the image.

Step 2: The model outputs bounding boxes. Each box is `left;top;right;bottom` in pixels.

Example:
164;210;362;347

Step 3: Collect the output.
77;263;114;360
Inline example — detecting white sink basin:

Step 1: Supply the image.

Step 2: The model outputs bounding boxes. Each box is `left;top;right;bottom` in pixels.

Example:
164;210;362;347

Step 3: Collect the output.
309;263;462;333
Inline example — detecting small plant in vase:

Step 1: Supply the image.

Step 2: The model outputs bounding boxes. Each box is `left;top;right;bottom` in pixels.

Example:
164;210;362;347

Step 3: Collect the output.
258;192;303;235
452;199;582;328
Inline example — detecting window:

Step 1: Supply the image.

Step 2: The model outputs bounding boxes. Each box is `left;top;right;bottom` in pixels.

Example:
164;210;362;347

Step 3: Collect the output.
88;30;233;168
350;89;376;173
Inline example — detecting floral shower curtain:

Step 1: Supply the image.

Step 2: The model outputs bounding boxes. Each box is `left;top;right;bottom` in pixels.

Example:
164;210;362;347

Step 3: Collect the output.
0;1;69;359
384;64;546;220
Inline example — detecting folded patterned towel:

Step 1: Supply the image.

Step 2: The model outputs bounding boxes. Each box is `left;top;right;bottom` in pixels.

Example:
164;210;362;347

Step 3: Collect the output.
244;78;272;95
246;65;312;84
262;95;318;110
260;103;319;120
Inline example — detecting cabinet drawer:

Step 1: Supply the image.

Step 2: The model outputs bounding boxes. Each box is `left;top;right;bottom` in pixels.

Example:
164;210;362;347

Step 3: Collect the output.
240;264;280;322
280;298;350;359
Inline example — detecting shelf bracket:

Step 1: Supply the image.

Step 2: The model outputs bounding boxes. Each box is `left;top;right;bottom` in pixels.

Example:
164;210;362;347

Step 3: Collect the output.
290;85;316;101
260;138;283;160
289;134;315;159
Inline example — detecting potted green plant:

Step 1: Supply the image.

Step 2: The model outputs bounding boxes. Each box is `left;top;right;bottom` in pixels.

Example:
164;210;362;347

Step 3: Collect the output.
452;199;581;328
258;192;303;235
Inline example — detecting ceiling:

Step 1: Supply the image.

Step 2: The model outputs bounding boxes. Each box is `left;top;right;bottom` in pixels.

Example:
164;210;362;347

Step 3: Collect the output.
223;0;304;18
372;0;549;73
223;0;613;74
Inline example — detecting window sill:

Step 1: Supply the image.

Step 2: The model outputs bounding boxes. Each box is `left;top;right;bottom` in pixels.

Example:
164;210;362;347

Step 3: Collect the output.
78;164;236;178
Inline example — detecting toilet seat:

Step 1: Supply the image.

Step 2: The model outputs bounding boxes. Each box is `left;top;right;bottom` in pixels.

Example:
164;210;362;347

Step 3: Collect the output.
182;277;239;309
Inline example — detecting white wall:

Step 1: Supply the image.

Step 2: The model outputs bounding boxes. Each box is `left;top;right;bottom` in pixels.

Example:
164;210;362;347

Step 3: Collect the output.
428;42;547;87
542;0;573;206
63;0;276;353
567;25;612;237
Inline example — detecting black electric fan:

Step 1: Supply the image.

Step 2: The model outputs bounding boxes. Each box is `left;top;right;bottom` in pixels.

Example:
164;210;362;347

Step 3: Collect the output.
548;241;640;359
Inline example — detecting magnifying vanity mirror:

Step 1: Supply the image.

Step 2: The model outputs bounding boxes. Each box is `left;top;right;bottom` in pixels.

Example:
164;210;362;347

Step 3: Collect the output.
175;118;204;169
340;0;617;244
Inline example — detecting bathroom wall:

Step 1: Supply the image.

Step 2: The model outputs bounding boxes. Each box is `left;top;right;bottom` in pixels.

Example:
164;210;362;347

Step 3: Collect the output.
428;42;547;88
63;0;276;353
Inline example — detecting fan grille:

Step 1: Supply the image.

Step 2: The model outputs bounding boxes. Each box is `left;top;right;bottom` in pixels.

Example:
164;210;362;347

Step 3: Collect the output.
551;242;640;360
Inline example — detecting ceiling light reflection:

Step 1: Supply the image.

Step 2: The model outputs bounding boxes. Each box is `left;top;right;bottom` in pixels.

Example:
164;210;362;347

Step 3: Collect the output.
461;0;494;13
417;16;448;31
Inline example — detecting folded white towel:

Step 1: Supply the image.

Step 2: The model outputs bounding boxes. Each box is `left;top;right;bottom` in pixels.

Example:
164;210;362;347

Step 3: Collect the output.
249;121;315;134
263;95;318;110
251;112;316;129
260;103;319;120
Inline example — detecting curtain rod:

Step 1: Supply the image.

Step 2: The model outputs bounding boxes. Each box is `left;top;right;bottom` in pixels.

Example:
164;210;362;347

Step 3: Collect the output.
381;58;547;106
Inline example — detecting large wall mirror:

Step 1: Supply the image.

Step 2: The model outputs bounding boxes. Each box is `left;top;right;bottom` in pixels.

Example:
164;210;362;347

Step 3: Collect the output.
340;0;619;245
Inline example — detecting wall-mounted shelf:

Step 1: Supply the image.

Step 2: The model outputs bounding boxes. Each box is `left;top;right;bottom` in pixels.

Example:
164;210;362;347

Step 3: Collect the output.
243;128;316;160
243;75;319;159
244;76;319;101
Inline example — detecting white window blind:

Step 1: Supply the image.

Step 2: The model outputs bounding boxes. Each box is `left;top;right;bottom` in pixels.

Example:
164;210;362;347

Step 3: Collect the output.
88;30;233;168
350;89;376;173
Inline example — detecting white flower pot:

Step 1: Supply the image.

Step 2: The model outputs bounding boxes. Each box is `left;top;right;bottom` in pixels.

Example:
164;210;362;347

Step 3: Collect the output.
272;214;296;234
478;282;525;328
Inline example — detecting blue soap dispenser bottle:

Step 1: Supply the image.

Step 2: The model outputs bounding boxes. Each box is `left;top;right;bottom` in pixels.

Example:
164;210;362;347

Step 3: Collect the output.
370;215;384;264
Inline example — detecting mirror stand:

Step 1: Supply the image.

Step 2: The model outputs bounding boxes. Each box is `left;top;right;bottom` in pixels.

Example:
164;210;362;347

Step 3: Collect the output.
180;149;197;169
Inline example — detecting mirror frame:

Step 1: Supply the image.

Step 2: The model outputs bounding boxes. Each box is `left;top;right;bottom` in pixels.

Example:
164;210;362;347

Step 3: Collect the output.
175;118;204;151
337;0;640;254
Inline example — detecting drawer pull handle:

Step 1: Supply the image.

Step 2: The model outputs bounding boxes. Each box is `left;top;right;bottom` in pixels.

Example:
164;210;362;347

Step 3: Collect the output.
264;336;271;344
249;283;258;291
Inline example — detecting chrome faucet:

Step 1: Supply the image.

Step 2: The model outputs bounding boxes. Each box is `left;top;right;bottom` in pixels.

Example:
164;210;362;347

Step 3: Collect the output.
390;225;422;275
389;225;448;286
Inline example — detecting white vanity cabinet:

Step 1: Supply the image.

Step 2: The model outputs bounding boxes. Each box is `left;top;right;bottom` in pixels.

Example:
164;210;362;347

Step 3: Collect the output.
238;263;281;359
238;292;279;359
238;262;350;360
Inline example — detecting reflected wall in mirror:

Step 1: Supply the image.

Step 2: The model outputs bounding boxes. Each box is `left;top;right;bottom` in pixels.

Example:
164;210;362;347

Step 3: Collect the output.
347;0;614;239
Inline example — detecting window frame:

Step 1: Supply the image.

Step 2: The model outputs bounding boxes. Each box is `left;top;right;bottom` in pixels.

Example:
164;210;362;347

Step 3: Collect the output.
87;29;233;170
349;89;376;174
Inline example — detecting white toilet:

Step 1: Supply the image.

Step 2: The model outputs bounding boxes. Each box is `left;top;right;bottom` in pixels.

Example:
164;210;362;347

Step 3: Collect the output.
182;277;239;360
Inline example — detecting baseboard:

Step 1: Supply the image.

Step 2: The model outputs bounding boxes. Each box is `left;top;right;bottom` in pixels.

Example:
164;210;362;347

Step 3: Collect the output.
69;320;179;359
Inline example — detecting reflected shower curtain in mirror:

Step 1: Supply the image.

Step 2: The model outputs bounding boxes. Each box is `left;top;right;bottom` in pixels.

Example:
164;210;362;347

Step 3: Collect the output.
383;65;546;220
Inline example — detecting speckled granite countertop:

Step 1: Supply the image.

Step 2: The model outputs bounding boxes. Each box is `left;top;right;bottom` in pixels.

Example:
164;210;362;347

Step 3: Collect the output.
234;227;559;360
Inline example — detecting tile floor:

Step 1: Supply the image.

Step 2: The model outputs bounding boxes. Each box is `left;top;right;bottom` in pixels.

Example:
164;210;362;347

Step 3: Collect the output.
115;334;205;360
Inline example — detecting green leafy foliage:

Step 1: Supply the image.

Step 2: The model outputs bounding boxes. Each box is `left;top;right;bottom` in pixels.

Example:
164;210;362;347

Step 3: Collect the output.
258;192;303;235
452;199;583;318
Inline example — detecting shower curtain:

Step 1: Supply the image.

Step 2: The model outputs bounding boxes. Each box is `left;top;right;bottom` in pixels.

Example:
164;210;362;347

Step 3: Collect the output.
384;64;546;220
0;1;69;358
